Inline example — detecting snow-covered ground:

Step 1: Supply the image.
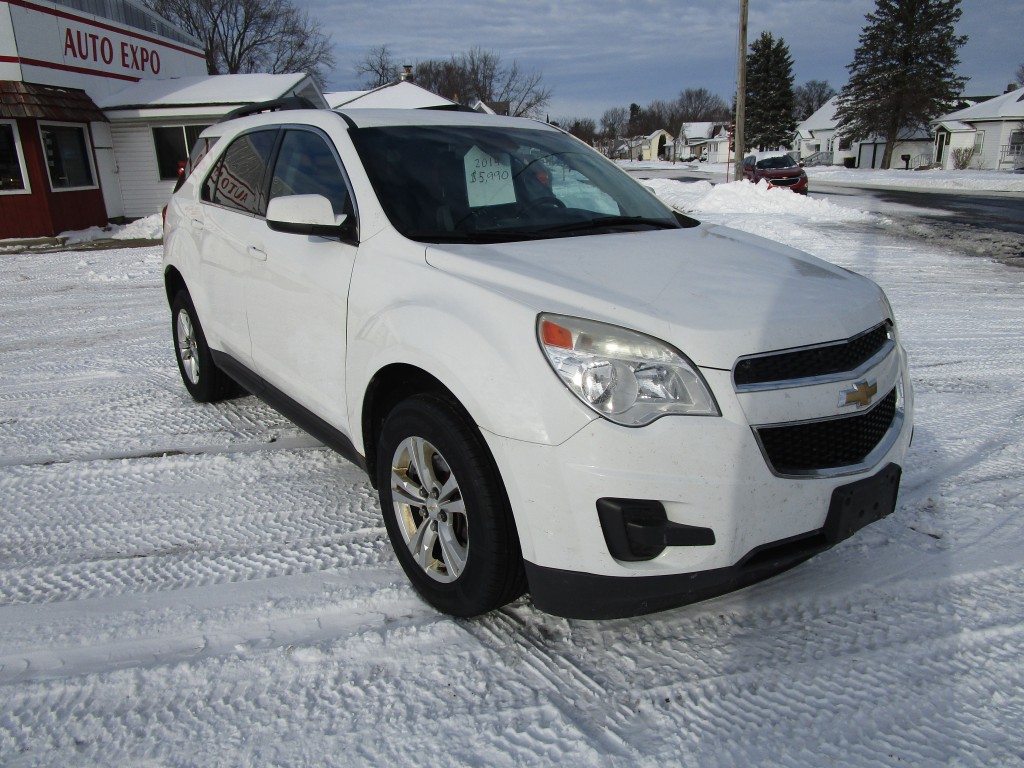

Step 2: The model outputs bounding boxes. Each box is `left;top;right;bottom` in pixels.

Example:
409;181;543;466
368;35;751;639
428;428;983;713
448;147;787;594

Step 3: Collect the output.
2;180;1023;766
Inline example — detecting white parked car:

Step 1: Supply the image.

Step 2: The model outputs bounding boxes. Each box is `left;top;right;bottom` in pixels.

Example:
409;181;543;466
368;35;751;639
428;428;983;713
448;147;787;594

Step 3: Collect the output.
163;104;913;619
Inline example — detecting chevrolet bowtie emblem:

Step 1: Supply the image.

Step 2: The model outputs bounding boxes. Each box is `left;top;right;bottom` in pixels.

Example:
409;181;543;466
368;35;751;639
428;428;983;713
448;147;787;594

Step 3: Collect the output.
840;380;878;409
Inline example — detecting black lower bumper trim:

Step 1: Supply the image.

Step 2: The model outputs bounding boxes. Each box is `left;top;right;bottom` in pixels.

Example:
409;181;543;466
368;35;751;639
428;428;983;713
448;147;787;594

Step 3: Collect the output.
527;463;902;619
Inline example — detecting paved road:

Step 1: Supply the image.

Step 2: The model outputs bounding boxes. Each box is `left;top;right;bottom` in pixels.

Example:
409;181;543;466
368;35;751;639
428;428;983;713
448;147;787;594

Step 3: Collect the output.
810;182;1024;237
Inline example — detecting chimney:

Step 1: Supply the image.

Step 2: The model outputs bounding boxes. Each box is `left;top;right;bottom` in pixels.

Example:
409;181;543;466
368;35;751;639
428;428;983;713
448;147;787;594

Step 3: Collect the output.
1006;83;1018;93
400;65;413;82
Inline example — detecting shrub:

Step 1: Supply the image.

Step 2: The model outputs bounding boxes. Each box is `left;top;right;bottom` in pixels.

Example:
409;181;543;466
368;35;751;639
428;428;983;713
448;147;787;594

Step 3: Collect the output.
951;147;974;170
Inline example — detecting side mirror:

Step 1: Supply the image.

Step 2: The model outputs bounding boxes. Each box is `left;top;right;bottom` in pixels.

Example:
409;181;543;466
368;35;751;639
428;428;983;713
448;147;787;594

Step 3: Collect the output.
266;194;353;240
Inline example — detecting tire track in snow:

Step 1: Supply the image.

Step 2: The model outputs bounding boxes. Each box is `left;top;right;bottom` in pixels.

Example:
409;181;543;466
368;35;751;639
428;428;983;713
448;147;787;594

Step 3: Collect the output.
452;561;1024;765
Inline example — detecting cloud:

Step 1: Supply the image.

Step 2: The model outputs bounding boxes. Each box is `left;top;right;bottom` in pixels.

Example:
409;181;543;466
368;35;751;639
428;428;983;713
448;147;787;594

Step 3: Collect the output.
311;0;1019;119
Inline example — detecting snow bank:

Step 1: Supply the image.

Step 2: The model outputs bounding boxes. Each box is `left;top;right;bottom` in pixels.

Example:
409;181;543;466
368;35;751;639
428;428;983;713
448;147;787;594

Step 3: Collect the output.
58;213;163;244
643;177;876;224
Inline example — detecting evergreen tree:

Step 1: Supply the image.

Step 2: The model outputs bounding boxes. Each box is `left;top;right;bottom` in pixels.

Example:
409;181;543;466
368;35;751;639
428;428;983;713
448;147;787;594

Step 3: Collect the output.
744;32;797;152
836;0;967;169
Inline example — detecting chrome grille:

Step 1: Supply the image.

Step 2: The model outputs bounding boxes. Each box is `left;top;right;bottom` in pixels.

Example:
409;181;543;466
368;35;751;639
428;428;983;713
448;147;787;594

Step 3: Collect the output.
735;323;890;389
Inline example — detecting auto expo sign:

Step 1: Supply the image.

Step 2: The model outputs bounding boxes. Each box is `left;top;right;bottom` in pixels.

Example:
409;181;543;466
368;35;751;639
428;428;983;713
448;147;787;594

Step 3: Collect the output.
1;0;206;84
62;25;162;75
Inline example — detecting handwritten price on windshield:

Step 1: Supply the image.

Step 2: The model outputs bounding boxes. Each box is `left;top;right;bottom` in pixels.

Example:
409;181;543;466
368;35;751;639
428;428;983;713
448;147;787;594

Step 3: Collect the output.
469;169;510;184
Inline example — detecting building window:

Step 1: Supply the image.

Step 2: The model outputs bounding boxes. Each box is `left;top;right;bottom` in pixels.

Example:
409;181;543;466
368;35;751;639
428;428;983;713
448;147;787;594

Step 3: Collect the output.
153;125;211;180
39;124;96;190
0;121;30;194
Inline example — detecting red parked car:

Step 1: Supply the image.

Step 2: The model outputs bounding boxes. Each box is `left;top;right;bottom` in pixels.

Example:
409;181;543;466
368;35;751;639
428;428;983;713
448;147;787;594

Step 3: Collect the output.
742;152;808;194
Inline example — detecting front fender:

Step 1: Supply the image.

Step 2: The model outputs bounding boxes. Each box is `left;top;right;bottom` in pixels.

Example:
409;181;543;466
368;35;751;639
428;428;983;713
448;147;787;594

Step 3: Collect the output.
345;241;593;451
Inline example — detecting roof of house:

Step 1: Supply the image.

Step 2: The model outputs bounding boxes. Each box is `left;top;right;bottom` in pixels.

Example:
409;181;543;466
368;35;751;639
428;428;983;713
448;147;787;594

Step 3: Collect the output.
94;74;324;111
0;82;106;122
937;88;1024;123
325;81;456;110
934;120;977;133
797;95;841;133
677;122;718;141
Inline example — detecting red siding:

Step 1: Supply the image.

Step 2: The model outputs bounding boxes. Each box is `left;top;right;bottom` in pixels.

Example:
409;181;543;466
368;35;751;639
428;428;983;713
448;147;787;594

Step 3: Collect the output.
0;117;107;239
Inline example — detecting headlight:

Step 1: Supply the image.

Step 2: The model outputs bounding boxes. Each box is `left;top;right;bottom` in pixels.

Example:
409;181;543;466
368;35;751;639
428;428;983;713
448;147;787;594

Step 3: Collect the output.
538;314;719;426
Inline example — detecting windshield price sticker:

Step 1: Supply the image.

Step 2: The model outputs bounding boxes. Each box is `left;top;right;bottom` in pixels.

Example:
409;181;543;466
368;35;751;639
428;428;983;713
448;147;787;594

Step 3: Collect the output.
465;146;516;207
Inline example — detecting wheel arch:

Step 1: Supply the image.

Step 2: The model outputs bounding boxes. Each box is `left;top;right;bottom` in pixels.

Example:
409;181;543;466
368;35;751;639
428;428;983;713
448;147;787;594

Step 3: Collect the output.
361;363;466;489
164;265;188;307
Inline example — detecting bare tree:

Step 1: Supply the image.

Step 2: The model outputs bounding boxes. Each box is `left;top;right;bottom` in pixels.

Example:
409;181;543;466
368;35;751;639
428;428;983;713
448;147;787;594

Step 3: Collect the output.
414;48;552;117
355;45;401;89
556;117;597;145
145;0;335;88
794;80;837;120
1016;61;1024;86
675;88;730;122
600;107;628;138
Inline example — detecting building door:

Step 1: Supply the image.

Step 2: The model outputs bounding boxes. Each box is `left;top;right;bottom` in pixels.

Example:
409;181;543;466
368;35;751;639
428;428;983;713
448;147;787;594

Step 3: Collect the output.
935;131;948;166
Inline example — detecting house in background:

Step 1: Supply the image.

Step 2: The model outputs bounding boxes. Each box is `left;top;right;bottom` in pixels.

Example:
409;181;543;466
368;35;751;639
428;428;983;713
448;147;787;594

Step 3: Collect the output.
612;130;673;162
793;95;933;169
674;122;730;163
792;97;852;166
644;129;673;161
931;87;1024;170
325;80;457;111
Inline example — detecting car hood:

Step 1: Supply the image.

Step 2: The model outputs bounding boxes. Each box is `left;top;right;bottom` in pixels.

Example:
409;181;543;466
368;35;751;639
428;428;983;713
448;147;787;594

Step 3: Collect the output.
424;224;889;370
758;167;805;178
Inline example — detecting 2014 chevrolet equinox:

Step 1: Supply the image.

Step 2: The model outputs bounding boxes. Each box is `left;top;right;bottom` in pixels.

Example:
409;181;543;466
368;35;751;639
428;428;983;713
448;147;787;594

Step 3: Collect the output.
163;105;913;619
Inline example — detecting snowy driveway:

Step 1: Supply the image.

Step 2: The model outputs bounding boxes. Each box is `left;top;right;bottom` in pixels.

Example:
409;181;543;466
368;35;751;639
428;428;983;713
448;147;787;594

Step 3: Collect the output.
1;186;1023;766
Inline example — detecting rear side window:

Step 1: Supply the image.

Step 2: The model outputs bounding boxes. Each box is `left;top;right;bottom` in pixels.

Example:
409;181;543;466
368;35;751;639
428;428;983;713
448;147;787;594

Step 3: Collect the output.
269;129;352;216
202;129;277;214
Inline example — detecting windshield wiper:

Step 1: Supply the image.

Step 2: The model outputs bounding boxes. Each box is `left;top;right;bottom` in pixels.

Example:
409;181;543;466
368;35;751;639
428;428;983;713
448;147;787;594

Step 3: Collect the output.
534;216;680;235
405;229;543;244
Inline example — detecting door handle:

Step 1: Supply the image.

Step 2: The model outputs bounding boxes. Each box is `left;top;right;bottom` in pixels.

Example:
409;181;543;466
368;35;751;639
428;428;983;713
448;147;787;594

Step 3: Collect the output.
247;245;267;261
190;218;204;230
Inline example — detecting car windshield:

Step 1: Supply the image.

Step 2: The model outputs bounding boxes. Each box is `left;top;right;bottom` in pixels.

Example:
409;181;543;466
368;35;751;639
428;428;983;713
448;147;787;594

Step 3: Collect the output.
755;154;798;170
350;124;695;243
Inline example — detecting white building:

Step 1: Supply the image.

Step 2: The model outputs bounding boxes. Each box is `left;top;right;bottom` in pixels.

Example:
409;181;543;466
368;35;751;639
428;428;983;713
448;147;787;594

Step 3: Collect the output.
325;81;457;111
0;0;330;237
96;74;325;218
932;88;1024;170
674;122;730;163
792;97;852;166
793;95;933;169
1;0;208;237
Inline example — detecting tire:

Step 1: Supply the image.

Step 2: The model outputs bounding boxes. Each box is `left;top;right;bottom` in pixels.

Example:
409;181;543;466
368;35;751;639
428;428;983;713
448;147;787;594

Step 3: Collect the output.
170;290;237;402
376;395;526;617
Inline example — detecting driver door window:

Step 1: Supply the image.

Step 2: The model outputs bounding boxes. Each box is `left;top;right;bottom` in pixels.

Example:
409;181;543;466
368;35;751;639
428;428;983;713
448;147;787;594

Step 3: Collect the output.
269;129;353;218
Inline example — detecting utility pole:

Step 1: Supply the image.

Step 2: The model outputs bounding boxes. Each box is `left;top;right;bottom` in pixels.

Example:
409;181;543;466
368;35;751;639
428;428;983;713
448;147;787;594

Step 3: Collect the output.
733;0;748;181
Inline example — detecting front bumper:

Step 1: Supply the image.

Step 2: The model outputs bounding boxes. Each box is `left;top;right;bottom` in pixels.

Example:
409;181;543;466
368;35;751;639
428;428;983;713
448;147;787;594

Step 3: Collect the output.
525;463;902;618
481;355;913;619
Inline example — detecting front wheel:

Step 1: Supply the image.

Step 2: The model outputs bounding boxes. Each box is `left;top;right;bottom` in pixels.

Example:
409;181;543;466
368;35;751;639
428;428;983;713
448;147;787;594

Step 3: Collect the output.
376;395;525;616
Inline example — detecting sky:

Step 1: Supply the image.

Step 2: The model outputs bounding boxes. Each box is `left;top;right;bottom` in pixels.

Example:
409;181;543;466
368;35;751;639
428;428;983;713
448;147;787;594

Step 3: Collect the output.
308;0;1022;122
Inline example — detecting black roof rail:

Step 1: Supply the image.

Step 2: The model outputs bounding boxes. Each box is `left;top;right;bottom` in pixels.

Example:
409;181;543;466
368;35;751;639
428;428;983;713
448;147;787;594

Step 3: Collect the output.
219;96;319;123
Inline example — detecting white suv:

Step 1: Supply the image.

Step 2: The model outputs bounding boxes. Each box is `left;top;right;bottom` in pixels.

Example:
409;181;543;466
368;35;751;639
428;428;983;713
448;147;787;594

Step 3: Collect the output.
163;105;913;619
